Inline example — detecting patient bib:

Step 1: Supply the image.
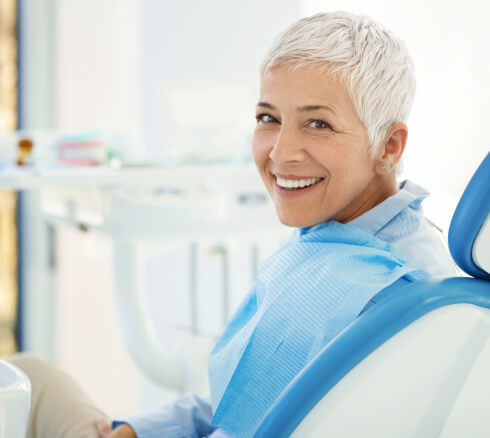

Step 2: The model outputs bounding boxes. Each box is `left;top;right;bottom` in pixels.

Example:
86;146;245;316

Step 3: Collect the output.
208;221;428;438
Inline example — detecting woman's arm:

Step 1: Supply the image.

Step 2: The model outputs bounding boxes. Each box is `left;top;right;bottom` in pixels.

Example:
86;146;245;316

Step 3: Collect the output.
98;394;217;438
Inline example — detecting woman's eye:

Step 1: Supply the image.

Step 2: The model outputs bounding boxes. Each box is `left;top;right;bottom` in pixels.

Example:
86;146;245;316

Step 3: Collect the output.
308;119;332;129
256;113;278;124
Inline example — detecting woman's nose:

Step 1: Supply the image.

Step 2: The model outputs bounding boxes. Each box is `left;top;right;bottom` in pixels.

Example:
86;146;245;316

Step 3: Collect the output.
269;127;307;163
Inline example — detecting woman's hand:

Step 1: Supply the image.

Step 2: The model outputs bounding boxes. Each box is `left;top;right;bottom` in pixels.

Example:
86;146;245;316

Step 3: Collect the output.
95;419;137;438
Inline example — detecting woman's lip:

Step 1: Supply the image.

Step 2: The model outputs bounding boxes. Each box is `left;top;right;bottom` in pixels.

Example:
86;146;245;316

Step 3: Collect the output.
273;172;323;180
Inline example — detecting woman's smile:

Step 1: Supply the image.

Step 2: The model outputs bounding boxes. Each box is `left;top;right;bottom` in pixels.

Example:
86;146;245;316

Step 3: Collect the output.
273;173;325;198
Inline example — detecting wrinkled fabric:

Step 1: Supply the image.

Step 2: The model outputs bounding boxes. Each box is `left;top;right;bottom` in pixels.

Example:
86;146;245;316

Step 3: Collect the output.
209;221;428;438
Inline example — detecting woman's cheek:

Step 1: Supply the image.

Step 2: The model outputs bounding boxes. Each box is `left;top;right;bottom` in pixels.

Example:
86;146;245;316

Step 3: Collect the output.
252;133;272;166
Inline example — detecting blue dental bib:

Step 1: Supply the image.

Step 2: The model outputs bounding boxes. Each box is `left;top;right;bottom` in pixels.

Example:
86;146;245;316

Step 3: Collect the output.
208;221;428;438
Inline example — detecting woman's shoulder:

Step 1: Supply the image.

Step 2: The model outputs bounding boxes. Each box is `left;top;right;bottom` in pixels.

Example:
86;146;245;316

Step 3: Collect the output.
385;210;458;277
352;180;458;277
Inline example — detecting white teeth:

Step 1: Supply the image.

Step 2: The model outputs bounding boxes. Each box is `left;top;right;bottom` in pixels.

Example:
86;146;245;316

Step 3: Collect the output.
276;176;322;189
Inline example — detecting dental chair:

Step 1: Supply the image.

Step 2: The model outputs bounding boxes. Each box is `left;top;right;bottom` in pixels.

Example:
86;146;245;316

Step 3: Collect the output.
255;152;490;438
0;359;31;438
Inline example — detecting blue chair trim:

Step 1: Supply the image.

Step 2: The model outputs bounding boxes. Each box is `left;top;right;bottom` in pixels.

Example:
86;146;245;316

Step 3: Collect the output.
253;277;490;438
449;152;490;280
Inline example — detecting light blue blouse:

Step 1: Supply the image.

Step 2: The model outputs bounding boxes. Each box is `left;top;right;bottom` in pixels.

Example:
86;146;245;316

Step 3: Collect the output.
114;180;456;438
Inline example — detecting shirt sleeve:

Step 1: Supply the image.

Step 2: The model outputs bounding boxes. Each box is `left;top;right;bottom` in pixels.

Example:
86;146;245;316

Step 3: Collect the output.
112;393;220;438
208;428;234;437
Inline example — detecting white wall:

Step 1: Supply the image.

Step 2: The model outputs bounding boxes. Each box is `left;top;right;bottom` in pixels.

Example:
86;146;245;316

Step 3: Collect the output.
55;0;144;137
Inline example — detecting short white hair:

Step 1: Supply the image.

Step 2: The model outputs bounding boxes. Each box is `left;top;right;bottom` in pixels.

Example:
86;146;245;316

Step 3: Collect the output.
260;11;416;154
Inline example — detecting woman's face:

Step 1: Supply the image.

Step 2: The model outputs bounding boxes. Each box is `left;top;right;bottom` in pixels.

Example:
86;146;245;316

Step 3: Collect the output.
253;66;388;228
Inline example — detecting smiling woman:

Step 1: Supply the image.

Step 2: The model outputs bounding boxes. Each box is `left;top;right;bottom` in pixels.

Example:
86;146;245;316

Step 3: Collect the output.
208;12;456;438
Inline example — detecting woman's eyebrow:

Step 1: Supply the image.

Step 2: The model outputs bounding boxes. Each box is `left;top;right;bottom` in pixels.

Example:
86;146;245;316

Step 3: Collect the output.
297;105;336;114
256;102;337;114
256;102;276;110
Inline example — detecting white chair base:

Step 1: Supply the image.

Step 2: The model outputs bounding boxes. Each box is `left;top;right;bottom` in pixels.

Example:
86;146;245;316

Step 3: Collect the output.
0;359;31;438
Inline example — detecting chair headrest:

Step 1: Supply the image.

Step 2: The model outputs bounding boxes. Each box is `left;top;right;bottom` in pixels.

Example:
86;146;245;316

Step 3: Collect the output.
449;152;490;280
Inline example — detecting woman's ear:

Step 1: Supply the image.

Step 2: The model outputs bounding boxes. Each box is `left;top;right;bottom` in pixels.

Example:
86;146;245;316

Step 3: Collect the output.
376;122;408;174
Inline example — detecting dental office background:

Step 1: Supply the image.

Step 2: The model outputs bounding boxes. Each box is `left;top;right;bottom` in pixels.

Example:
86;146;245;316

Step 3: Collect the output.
0;0;489;419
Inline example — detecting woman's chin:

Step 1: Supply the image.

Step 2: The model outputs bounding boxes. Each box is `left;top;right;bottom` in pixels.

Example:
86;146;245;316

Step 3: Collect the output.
276;210;320;228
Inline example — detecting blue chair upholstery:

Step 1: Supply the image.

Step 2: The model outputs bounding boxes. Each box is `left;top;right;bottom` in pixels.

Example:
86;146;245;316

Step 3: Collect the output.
449;153;490;280
254;153;490;438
